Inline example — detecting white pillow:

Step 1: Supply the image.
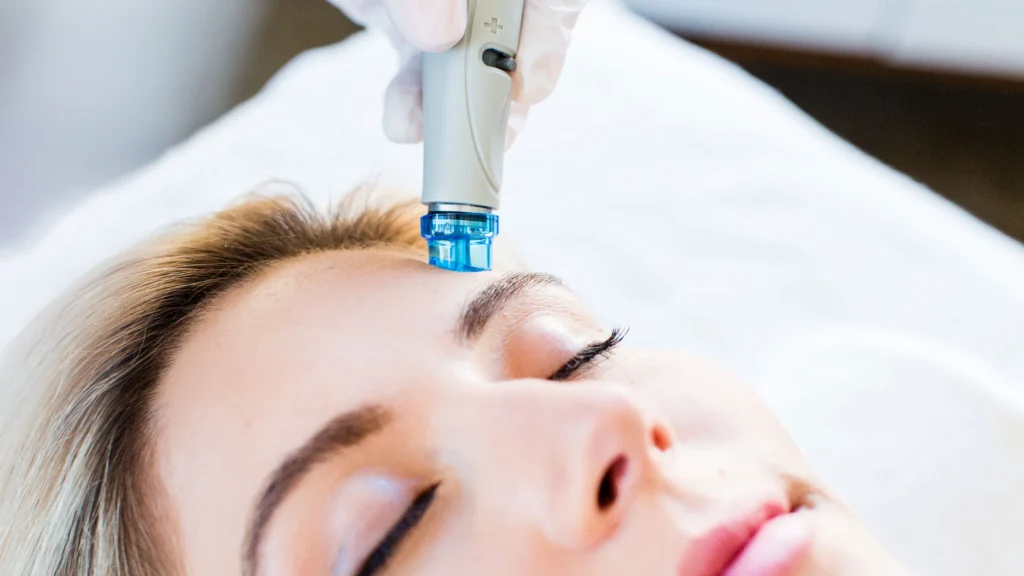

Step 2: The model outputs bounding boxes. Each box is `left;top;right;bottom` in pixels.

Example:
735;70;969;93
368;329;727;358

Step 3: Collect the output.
758;329;1024;575
2;1;1022;572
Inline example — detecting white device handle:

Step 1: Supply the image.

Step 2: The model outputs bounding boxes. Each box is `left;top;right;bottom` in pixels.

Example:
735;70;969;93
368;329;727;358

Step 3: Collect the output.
421;0;526;211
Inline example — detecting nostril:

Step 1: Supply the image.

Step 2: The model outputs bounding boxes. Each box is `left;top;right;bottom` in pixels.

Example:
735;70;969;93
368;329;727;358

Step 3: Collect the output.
651;424;673;452
597;455;629;511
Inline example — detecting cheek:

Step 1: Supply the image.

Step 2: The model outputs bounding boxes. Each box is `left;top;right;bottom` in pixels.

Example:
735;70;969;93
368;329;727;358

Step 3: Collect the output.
608;350;798;452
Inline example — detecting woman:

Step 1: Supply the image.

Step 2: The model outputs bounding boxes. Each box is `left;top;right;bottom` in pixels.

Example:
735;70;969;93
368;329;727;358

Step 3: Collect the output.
0;192;908;575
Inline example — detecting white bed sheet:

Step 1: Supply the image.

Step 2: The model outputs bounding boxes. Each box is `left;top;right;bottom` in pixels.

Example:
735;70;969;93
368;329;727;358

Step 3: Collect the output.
2;1;1023;572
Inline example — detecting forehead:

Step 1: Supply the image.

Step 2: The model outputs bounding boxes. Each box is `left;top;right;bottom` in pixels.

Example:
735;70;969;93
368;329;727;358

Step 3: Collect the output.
160;248;494;424
152;249;498;571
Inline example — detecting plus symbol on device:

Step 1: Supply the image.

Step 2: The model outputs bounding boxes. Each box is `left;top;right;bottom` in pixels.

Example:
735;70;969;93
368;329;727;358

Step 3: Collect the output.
484;17;503;34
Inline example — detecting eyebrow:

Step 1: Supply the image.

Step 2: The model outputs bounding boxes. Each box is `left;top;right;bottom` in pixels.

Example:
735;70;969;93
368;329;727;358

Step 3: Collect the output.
457;272;565;341
243;405;392;576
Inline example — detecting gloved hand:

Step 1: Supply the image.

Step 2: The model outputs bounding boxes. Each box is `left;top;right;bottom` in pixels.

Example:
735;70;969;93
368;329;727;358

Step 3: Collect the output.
326;0;587;147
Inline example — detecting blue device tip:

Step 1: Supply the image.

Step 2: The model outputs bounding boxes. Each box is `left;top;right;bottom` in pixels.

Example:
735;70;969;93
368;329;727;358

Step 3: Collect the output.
421;212;499;272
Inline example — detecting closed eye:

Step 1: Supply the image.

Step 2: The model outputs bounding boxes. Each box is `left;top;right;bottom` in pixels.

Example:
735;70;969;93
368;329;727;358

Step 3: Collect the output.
354;483;439;576
549;327;628;381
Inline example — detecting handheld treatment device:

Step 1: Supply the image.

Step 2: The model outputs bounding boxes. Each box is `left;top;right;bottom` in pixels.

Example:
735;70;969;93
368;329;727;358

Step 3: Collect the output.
420;0;526;272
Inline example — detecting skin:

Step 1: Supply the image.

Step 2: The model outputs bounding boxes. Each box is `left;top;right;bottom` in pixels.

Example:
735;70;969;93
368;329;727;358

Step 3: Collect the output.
152;248;907;575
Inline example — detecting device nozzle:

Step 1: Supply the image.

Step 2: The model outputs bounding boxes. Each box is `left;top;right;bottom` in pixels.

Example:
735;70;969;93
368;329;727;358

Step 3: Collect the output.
421;211;499;272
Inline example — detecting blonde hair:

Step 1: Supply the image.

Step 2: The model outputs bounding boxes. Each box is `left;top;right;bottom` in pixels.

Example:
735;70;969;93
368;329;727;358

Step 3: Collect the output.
0;192;425;575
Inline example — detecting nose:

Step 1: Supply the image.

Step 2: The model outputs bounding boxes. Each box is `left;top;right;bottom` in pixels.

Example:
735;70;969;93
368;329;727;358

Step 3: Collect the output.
455;380;672;550
543;386;660;549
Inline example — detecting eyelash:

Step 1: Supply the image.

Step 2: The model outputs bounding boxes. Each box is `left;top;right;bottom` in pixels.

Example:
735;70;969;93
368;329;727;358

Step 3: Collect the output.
549;327;628;381
355;483;440;576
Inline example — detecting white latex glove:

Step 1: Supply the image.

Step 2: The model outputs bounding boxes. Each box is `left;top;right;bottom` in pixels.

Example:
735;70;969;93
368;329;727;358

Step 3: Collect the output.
327;0;587;147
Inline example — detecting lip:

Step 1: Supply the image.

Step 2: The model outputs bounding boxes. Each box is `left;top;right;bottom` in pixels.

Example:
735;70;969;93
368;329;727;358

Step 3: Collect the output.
676;500;789;576
720;506;810;576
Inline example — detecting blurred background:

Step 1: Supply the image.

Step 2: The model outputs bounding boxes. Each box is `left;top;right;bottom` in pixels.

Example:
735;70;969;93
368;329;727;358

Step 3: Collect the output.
1;0;1021;249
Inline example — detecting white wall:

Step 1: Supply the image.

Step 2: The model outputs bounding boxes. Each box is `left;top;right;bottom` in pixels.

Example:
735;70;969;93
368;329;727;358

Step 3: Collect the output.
625;0;1024;78
892;0;1024;76
0;0;269;247
625;0;890;54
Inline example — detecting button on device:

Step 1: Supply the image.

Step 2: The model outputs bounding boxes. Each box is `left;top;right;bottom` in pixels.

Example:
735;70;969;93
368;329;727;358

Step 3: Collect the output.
482;48;517;73
484;17;504;34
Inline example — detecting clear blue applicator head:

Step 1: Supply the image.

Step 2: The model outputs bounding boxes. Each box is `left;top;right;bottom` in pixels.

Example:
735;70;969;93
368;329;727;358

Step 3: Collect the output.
421;208;499;272
420;0;525;272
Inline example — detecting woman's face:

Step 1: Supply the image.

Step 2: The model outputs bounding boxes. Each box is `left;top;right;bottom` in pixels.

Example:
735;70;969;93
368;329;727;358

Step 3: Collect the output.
153;249;899;576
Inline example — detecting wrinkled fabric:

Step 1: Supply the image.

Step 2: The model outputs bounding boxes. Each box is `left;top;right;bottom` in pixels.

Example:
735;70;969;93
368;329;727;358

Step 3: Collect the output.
328;0;588;146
